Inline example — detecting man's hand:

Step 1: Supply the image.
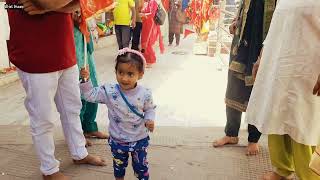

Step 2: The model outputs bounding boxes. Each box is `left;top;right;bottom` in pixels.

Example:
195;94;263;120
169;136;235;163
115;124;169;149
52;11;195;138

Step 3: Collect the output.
19;0;48;15
131;7;136;29
145;120;155;132
29;0;72;10
229;20;237;35
56;0;80;13
131;21;136;29
313;74;320;96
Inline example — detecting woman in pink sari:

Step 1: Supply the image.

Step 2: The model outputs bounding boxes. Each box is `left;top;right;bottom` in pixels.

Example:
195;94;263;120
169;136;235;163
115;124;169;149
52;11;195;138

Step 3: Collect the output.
140;0;165;68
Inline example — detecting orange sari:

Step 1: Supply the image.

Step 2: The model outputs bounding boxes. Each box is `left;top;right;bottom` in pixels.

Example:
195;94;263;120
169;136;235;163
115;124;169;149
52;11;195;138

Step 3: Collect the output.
79;0;114;41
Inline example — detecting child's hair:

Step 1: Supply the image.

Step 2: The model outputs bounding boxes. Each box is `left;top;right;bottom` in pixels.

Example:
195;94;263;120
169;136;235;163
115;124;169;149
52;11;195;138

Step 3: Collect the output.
115;48;146;73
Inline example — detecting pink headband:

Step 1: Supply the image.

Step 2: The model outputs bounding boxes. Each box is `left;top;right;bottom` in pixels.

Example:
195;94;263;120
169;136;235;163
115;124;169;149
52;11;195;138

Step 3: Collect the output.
118;48;147;70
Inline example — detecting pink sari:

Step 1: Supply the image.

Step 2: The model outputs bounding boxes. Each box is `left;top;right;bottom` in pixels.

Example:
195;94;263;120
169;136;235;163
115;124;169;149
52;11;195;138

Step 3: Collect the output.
141;0;164;64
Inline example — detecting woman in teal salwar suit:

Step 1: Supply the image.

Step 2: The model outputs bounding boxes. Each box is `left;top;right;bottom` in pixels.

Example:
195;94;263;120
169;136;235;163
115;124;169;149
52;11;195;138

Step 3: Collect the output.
73;17;108;143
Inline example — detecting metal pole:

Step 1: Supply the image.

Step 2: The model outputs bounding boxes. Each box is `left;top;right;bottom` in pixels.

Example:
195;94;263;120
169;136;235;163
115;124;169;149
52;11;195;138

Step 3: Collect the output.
215;0;226;58
81;32;88;82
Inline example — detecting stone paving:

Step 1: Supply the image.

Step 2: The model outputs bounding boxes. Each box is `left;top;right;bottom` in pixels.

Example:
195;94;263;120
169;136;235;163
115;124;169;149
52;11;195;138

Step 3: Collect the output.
0;34;281;180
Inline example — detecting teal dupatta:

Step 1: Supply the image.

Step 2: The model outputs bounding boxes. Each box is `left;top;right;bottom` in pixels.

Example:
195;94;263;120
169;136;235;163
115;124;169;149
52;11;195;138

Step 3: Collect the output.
74;26;99;88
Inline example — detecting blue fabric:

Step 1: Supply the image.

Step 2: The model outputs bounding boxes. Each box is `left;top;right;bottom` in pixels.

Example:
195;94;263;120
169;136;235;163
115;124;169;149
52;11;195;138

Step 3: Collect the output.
182;0;189;10
109;137;150;179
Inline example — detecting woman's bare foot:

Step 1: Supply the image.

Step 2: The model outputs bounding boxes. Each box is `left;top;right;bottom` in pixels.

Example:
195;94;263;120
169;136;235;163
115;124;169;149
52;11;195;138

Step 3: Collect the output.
212;136;239;147
85;138;93;147
42;172;70;180
263;172;294;180
84;131;109;139
73;155;106;166
246;143;260;156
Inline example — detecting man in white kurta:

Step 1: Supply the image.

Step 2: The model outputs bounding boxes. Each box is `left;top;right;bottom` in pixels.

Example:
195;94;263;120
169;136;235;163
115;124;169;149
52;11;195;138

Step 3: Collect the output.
0;2;10;69
245;0;320;179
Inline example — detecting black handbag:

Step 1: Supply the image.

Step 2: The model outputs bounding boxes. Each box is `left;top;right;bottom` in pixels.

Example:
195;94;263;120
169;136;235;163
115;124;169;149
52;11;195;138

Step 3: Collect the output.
154;3;166;25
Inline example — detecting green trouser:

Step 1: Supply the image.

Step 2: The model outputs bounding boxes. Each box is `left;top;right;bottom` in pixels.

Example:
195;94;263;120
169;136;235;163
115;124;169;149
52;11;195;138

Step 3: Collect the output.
80;100;98;133
268;135;320;180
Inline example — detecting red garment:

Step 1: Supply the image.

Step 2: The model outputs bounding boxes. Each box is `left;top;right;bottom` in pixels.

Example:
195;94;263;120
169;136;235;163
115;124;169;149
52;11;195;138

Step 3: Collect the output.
162;0;170;11
141;0;164;64
6;5;76;73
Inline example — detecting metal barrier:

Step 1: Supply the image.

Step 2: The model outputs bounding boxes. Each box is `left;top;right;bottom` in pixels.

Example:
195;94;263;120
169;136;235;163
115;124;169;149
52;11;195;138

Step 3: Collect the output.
214;0;237;67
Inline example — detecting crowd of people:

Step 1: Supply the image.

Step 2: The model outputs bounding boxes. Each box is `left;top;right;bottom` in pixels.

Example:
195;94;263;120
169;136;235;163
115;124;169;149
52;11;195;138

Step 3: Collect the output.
2;0;320;180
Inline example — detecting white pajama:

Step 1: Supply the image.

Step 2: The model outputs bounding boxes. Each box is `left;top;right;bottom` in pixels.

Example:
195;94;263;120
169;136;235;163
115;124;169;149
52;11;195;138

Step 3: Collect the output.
0;2;10;69
17;65;88;175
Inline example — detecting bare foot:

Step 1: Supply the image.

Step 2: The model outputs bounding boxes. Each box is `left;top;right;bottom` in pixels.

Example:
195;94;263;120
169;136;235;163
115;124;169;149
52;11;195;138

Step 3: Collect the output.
84;131;109;139
85;139;92;147
73;155;106;166
263;172;294;180
212;136;239;147
246;143;260;156
42;172;70;180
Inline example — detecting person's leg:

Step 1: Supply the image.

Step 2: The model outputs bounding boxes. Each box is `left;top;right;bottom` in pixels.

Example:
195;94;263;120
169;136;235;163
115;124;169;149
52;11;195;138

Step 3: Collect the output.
213;106;241;147
121;25;131;48
115;25;123;49
54;65;106;166
110;144;129;180
79;100;92;147
132;22;143;50
169;32;174;45
144;45;156;67
291;138;319;180
131;139;149;180
175;33;180;46
17;69;61;176
264;134;295;180
149;45;156;64
82;102;108;139
81;101;98;133
247;124;262;155
54;65;88;161
225;106;242;137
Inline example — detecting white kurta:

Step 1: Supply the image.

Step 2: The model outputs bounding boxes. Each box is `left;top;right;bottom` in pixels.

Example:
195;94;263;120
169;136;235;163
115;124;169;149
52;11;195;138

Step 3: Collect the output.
246;0;320;146
0;2;10;69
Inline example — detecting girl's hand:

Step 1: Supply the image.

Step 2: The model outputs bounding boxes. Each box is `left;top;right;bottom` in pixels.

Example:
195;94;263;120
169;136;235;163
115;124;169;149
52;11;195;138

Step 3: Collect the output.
145;120;155;132
313;74;320;96
80;67;90;80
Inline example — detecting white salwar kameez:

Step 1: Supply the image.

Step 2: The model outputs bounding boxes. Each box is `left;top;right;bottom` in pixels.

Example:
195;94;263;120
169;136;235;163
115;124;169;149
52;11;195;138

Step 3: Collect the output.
246;0;320;146
0;2;10;69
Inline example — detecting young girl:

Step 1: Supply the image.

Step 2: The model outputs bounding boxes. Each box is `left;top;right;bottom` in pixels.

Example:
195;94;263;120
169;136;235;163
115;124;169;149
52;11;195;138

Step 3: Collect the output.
80;48;156;180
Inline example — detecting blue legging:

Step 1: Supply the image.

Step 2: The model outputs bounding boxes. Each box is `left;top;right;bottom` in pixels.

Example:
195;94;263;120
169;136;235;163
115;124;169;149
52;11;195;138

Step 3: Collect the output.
109;137;149;180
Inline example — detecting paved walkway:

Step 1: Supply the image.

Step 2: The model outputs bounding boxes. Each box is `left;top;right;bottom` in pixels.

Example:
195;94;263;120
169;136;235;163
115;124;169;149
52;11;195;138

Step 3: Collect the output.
0;34;279;180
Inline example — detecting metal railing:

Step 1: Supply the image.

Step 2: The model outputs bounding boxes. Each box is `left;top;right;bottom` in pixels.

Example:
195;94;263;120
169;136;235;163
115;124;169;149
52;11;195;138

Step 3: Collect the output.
214;0;237;66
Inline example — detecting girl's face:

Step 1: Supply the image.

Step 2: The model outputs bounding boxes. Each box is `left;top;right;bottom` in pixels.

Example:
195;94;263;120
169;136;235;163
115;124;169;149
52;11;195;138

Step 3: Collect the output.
116;62;144;90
